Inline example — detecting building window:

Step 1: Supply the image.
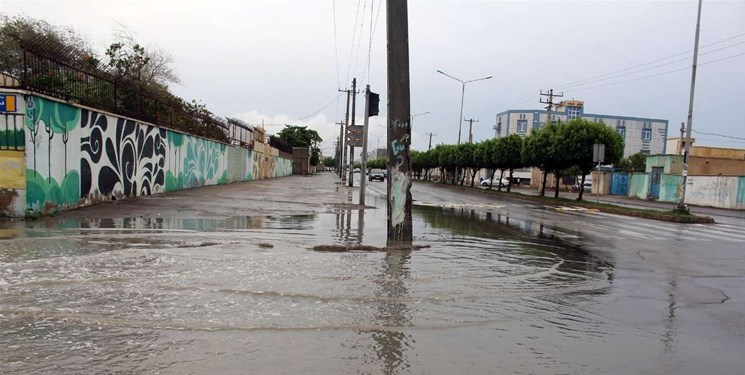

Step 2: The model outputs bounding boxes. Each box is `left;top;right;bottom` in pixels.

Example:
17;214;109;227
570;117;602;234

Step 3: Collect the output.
517;120;528;133
641;129;652;141
519;113;527;120
532;120;540;131
616;125;626;138
567;106;581;119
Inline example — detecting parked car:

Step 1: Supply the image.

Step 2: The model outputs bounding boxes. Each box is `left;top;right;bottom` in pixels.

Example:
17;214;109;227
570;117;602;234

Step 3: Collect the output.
353;168;360;173
369;169;385;182
480;178;510;187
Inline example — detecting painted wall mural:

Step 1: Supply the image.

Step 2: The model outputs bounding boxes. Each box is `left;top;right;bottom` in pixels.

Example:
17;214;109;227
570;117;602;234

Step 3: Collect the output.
19;94;291;215
80;109;167;199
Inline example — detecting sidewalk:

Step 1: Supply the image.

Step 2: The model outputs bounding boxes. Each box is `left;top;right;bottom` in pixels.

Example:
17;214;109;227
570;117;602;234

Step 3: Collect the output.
509;185;745;220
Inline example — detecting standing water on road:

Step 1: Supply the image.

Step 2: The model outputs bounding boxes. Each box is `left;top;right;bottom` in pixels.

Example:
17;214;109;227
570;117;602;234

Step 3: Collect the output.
1;175;734;374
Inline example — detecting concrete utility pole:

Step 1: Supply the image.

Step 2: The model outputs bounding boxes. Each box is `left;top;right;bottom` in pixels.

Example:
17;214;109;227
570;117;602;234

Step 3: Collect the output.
387;0;413;245
426;132;436;150
540;89;563;126
336;121;345;176
359;85;371;206
464;118;479;143
678;0;703;213
338;87;351;180
348;78;357;187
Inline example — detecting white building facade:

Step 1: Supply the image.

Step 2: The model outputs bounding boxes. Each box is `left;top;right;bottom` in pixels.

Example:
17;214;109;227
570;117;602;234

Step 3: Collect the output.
494;100;668;157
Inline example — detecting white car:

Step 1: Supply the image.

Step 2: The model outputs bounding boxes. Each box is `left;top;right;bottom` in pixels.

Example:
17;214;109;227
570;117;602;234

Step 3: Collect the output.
481;178;510;187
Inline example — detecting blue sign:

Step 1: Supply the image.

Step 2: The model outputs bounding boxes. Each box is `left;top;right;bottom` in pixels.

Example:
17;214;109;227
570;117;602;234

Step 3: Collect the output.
0;94;18;112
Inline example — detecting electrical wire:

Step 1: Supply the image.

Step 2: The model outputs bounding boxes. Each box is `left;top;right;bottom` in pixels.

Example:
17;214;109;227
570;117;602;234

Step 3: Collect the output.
289;92;344;124
692;129;745;141
490;33;745;115
553;33;745;89
332;0;340;89
361;0;383;85
352;0;368;82
567;51;745;93
557;41;745;91
344;0;363;85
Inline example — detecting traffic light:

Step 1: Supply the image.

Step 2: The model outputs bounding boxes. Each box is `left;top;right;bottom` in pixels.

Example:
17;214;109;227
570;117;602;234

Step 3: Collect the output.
368;91;379;117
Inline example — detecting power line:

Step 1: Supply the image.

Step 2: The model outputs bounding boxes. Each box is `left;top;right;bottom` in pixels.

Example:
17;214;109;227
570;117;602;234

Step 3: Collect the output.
332;0;340;88
692;129;745;141
567;51;745;93
361;0;383;85
352;0;368;82
553;33;745;89
491;32;745;115
557;41;745;91
289;92;344;124
344;0;363;85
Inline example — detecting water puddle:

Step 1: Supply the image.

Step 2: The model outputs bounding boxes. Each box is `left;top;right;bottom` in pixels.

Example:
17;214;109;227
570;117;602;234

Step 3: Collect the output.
0;194;617;374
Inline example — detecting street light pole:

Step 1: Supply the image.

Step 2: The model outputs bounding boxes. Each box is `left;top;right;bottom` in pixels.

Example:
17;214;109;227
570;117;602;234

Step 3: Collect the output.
436;70;491;145
410;111;430;128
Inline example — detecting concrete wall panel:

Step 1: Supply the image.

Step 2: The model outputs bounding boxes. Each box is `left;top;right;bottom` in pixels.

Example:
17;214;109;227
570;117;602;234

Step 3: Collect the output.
685;176;741;209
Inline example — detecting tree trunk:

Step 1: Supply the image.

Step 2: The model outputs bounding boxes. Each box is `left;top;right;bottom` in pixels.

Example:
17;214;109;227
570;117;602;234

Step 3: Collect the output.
489;169;496;190
578;174;587;200
540;170;548;196
554;172;561;198
498;169;505;191
470;168;477;187
507;169;514;192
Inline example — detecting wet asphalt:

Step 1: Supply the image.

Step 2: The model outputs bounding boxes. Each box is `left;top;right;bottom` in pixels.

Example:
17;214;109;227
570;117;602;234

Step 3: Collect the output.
1;172;744;374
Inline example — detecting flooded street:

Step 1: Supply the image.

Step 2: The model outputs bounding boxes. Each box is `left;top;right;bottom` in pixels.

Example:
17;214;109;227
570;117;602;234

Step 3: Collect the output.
2;174;744;374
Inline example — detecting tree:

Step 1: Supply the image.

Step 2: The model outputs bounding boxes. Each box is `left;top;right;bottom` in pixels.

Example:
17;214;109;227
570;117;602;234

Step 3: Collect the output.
276;125;322;149
109;25;181;89
0;15;97;78
494;134;524;192
322;156;335;168
523;125;563;196
475;139;500;190
628;152;647;172
454;142;479;186
561;118;624;200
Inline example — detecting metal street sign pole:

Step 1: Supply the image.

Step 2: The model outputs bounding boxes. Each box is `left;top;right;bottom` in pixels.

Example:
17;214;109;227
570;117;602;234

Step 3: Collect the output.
359;85;371;206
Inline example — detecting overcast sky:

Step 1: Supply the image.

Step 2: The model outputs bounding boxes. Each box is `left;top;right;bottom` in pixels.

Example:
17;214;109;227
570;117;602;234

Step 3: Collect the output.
2;0;744;156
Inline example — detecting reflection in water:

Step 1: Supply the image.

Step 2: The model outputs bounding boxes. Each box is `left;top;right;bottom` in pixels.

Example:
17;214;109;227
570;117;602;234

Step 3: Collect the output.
360;249;413;375
662;274;678;363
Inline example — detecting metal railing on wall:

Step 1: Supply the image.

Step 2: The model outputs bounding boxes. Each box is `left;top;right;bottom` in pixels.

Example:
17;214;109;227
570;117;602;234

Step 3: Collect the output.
0;36;230;143
0;113;25;151
0;36;295;159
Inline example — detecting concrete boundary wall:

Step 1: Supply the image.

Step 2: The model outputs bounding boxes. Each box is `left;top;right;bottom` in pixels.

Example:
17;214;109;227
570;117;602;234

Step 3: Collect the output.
685;176;745;210
0;90;291;217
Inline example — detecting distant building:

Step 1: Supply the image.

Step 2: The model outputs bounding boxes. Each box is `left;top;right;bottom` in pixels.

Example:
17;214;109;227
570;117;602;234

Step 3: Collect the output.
367;148;387;160
494;99;668;157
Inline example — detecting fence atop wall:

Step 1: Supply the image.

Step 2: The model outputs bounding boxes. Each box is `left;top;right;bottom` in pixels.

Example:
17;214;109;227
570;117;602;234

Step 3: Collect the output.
269;136;295;159
0;36;229;143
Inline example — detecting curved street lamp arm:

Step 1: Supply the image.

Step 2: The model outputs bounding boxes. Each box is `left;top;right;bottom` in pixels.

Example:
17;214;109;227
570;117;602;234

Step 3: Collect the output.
464;76;493;84
436;70;464;83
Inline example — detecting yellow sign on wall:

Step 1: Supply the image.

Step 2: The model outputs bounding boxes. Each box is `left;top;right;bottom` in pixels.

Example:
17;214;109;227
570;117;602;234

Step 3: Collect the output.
0;94;17;112
0;150;26;189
